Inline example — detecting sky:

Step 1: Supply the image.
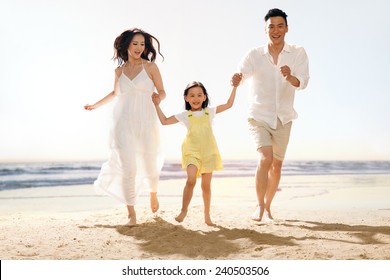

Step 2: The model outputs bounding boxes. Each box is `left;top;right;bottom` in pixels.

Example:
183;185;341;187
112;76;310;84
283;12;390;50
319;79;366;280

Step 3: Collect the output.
1;0;390;162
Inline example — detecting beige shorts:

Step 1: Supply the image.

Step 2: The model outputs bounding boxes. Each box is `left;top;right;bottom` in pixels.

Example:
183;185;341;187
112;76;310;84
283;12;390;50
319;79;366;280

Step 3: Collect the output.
248;118;292;161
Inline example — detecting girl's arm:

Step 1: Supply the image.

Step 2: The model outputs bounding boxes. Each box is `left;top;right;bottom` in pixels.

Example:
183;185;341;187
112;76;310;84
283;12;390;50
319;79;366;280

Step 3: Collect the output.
84;68;120;110
152;93;178;125
216;73;242;114
148;62;167;101
216;86;237;114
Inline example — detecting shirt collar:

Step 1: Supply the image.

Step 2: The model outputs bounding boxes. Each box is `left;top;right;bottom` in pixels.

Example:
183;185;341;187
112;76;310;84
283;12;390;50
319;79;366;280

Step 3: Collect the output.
262;42;291;55
283;43;292;53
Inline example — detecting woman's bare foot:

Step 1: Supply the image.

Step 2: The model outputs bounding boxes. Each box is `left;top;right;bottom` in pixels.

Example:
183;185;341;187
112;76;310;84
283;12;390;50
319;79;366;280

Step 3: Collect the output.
150;192;159;213
251;205;264;221
126;205;137;226
125;213;137;226
175;210;187;223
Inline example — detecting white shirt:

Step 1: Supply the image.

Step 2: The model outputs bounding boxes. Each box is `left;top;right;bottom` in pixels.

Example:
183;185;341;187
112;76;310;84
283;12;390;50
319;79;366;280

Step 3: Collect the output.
175;107;217;129
239;43;309;129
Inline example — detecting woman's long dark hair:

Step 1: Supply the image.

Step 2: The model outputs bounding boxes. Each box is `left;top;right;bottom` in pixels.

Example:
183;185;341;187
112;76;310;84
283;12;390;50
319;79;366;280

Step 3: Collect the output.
113;28;164;66
183;81;210;110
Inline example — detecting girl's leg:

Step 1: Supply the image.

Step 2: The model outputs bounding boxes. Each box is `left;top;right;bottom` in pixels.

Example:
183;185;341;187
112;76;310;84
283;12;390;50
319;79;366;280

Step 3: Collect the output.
126;205;137;226
175;164;197;222
201;173;215;226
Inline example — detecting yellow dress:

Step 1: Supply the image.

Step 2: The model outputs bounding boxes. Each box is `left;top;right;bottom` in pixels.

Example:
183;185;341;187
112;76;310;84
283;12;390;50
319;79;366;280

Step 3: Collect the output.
181;108;223;177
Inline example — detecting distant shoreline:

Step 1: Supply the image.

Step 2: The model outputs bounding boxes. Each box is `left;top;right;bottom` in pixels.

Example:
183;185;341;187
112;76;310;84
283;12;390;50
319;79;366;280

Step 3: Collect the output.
1;160;390;192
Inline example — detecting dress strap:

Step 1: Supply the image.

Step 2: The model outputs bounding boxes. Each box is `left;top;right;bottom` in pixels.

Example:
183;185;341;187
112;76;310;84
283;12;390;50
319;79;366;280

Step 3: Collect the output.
187;110;193;118
204;107;209;115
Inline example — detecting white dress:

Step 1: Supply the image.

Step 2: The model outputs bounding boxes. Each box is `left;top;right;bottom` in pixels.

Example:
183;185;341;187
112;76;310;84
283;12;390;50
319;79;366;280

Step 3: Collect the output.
94;62;163;205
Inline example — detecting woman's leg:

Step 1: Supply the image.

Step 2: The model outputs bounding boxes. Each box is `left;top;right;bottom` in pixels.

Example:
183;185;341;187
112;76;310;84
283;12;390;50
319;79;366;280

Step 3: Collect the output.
150;191;159;213
126;205;136;226
138;151;161;213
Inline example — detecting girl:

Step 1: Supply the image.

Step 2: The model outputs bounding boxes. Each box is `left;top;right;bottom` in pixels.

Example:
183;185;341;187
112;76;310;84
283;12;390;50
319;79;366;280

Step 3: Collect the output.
84;28;166;226
152;77;242;226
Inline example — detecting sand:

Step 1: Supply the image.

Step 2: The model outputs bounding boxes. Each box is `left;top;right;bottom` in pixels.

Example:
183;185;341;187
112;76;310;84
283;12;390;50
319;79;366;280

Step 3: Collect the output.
1;175;390;260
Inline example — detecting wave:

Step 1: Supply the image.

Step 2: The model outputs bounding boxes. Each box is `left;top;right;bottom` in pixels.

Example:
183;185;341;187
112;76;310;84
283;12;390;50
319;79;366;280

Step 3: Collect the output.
1;160;389;191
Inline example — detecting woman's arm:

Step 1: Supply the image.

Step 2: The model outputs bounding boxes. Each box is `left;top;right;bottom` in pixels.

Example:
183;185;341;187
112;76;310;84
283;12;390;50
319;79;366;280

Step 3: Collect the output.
84;69;120;110
148;62;167;101
84;91;115;110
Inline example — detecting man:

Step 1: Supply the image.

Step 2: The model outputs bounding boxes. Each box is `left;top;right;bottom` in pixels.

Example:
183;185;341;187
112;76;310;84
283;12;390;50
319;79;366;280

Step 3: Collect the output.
232;8;309;221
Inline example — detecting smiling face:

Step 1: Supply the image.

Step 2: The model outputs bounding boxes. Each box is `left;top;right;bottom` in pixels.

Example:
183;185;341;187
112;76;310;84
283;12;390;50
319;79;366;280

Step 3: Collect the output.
184;86;207;111
265;16;288;46
127;34;145;60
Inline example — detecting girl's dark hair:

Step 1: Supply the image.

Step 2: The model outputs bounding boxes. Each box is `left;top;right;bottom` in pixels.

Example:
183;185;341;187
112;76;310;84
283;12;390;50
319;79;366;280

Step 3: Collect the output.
183;81;210;110
264;8;288;26
113;28;164;66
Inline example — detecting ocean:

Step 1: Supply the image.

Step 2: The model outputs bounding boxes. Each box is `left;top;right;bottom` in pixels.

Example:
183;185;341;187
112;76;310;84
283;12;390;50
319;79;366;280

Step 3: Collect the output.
1;160;390;192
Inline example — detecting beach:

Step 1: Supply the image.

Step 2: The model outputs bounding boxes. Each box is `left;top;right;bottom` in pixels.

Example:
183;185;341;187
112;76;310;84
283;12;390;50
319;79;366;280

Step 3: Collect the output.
1;174;390;260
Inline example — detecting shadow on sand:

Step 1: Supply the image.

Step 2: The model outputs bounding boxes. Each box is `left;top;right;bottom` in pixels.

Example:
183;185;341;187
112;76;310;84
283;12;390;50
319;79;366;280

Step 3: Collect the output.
83;217;390;259
282;220;390;245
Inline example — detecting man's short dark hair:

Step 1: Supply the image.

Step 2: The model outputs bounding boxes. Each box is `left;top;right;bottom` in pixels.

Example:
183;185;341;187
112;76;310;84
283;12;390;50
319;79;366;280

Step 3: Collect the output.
264;8;288;25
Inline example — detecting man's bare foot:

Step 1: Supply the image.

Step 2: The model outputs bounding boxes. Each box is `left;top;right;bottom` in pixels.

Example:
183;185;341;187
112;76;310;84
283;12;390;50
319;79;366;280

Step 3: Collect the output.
175;210;187;223
205;216;216;226
263;210;274;222
150;192;159;213
251;205;264;221
125;214;137;226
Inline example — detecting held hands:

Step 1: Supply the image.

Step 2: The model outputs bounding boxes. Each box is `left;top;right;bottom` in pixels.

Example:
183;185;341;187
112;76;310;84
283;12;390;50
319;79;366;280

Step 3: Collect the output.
230;73;243;87
151;92;161;106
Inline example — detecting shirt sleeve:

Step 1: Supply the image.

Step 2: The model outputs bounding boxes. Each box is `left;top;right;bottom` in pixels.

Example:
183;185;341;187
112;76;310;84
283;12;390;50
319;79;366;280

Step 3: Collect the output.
208;107;217;123
294;47;310;90
174;111;189;128
238;48;255;82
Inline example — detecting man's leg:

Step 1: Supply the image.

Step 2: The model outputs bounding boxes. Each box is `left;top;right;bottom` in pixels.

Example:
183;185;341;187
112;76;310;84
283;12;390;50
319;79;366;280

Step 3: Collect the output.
252;146;273;221
265;158;283;219
264;119;292;219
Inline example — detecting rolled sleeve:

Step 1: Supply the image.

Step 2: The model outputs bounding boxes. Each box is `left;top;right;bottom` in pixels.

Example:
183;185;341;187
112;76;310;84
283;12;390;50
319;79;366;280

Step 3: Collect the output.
294;48;310;90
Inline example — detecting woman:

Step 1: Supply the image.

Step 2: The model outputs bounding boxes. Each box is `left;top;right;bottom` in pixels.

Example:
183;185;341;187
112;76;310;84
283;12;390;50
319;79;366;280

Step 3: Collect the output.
85;28;166;226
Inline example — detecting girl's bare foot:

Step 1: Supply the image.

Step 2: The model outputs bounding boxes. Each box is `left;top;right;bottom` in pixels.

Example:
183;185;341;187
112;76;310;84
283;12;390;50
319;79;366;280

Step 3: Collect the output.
175;210;187;223
150;192;159;213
